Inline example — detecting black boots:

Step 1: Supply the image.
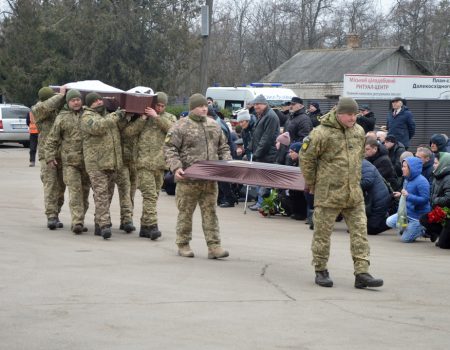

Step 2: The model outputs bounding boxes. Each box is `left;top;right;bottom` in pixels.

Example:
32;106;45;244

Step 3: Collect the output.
100;226;112;240
94;223;101;236
120;222;136;233
354;273;384;289
139;224;161;240
315;270;333;287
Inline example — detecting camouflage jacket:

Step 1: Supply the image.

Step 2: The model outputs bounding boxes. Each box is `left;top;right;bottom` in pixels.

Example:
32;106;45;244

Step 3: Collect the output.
31;93;65;160
80;107;123;172
124;111;176;170
164;113;232;175
45;106;85;167
299;109;365;208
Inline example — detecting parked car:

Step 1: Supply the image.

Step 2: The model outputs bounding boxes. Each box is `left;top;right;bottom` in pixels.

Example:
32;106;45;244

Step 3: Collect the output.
0;104;30;147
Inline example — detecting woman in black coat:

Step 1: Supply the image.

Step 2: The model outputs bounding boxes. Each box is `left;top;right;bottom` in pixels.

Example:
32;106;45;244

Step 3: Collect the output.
420;152;450;248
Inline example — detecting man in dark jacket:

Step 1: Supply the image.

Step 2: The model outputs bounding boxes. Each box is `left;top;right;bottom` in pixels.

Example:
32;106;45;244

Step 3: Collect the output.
361;160;391;235
237;108;256;160
307;102;322;128
384;134;406;178
248;94;280;211
365;138;399;191
386;97;415;149
356;105;376;134
285;97;312;143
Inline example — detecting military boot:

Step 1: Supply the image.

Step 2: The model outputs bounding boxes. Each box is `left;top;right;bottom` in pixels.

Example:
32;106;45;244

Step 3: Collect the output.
139;226;151;238
72;224;84;235
82;226;88;232
100;226;112;240
178;244;195;258
94;223;101;236
47;217;58;230
122;222;136;234
56;216;63;228
315;270;333;287
354;273;383;289
148;224;161;240
208;246;229;259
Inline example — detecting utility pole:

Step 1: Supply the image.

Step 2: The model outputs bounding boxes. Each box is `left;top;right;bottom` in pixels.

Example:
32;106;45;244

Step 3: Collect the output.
199;0;213;95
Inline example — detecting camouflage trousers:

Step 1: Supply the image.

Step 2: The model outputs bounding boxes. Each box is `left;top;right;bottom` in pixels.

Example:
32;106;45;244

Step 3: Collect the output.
115;165;136;224
62;165;90;227
175;180;221;248
88;170;115;228
137;168;164;226
312;203;370;275
39;159;65;219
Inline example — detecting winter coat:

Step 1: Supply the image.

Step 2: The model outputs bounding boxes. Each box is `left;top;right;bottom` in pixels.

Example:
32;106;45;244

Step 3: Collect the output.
284;107;313;143
164;113;231;173
386;106;415;148
366;144;399;191
45;105;84;167
275;144;289;165
356;111;376;134
402;156;431;220
274;109;288;128
249;107;280;163
241;115;257;160
80;107;123;172
308;110;322;128
388;141;406;177
299;109;365;208
361;160;391;218
422;154;435;184
430;153;450;208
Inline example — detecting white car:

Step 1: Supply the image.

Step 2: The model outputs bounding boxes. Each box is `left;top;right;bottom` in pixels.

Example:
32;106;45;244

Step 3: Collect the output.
0;104;31;147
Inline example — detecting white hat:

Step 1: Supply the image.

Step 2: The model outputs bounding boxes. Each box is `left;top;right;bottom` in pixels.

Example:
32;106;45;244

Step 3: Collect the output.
236;108;251;122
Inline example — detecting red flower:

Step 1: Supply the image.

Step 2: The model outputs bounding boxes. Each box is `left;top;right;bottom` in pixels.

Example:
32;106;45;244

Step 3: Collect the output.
428;206;447;223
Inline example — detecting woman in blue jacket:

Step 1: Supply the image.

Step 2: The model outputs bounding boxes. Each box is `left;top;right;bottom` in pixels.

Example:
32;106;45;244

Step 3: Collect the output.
386;156;431;242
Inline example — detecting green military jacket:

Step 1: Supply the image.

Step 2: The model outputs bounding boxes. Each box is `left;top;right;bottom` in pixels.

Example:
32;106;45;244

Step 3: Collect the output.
299;109;365;208
31;93;65;161
164;113;232;174
80;107;123;172
124;111;176;170
45;106;85;167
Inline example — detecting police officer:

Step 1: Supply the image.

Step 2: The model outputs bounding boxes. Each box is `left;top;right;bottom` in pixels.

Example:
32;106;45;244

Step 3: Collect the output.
46;89;90;234
299;97;383;289
31;86;66;230
164;93;231;258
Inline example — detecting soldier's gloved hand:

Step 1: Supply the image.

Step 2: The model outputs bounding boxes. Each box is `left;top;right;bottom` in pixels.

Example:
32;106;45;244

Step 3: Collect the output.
116;108;127;119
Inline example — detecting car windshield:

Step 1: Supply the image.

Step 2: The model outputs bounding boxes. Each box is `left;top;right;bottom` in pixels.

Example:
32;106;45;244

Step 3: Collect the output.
1;107;28;119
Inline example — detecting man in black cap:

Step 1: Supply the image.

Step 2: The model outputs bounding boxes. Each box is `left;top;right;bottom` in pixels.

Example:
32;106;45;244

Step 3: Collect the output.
285;96;312;143
384;134;406;177
386;97;415;149
356;104;376;134
307;102;322;128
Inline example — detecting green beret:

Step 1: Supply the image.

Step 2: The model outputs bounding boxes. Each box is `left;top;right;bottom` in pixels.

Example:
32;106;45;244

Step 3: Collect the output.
189;93;208;111
156;91;168;105
336;97;358;115
66;89;82;103
38;87;55;102
85;92;102;107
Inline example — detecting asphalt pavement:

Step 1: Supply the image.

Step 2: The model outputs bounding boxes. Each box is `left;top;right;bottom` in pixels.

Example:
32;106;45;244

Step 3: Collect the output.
1;144;449;350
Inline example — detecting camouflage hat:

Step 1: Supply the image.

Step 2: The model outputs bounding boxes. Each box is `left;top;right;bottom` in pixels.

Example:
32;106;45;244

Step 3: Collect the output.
189;93;208;111
336;97;358;115
38;87;55;102
85;92;102;107
66;89;82;103
156;91;168;105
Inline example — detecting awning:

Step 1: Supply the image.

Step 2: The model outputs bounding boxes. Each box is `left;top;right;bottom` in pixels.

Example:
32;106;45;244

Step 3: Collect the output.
183;160;305;191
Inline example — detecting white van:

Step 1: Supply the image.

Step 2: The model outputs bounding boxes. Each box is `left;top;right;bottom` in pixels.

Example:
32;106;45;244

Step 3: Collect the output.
206;84;297;111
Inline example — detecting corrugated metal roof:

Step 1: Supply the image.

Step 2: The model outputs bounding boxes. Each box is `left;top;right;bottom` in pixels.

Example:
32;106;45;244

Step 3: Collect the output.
262;47;430;84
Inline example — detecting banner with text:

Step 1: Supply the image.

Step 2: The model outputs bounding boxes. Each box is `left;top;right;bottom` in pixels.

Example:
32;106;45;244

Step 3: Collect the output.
343;74;450;100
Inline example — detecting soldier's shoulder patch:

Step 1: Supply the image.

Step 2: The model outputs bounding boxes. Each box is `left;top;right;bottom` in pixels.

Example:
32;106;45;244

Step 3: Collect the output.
165;131;172;144
87;119;94;127
302;136;311;151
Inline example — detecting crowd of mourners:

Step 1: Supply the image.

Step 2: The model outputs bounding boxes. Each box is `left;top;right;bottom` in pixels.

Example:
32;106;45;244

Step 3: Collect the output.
208;95;450;250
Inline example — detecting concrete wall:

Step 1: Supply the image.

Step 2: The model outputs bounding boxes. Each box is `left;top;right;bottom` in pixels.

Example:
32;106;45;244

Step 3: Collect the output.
283;82;343;99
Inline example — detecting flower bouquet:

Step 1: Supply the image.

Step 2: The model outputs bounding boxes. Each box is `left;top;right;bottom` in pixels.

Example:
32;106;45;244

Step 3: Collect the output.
258;190;285;217
427;206;450;225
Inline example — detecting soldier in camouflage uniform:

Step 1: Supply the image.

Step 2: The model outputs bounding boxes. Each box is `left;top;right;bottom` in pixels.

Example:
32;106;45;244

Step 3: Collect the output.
31;86;66;230
80;92;124;240
123;92;176;240
164;93;231;258
45;89;90;234
299;97;384;289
